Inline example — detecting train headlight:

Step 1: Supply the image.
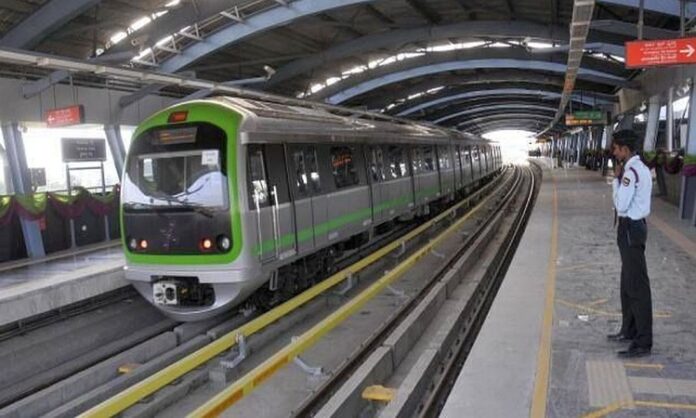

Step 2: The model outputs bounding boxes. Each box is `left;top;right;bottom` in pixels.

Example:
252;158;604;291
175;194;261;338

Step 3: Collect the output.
217;235;231;251
200;238;213;251
127;237;137;251
139;239;149;250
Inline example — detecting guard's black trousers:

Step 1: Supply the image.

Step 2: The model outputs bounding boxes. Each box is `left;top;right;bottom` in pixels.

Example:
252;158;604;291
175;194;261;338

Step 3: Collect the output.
617;218;653;348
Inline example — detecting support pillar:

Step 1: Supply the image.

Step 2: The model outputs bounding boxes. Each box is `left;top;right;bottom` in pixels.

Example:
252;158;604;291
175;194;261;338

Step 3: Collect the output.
680;83;696;225
666;87;675;151
643;95;660;152
104;124;125;180
1;122;45;258
602;123;614;177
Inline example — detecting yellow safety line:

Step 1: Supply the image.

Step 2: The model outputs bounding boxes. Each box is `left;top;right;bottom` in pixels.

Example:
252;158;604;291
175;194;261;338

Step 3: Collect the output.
649;214;696;260
588;298;609;307
634;400;696;411
623;362;663;370
556;262;613;272
556;299;671;318
189;172;508;417
530;172;558;418
580;400;696;418
79;172;509;418
580;401;629;418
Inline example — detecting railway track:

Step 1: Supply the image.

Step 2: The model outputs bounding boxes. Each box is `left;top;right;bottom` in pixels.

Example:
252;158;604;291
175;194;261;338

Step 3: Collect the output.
0;169;514;418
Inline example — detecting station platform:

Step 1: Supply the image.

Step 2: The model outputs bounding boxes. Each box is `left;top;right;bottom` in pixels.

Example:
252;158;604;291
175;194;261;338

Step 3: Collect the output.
0;243;126;327
441;159;696;417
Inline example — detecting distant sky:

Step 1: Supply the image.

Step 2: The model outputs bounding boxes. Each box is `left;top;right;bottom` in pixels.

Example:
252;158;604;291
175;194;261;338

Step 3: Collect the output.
482;129;536;164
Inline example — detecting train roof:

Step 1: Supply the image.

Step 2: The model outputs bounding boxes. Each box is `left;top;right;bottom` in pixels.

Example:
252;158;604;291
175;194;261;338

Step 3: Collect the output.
200;96;491;146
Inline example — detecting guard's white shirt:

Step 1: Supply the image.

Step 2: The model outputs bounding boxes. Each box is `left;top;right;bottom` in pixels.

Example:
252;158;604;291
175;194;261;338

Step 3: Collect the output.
612;155;651;220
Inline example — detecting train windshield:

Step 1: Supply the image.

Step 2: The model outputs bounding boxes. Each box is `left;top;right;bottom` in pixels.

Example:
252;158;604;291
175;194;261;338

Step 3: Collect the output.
122;123;229;211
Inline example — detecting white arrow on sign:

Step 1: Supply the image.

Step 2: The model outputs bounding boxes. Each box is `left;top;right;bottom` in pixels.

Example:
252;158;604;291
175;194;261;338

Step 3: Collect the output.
680;44;695;57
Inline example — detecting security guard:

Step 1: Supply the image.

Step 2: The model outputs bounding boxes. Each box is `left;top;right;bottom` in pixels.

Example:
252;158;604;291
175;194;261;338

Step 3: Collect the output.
606;130;653;358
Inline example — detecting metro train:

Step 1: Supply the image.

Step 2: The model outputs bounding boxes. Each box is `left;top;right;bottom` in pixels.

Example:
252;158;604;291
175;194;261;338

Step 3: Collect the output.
120;96;502;321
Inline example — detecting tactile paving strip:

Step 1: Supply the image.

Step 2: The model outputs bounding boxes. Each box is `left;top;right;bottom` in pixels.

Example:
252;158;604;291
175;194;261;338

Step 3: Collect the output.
586;360;634;407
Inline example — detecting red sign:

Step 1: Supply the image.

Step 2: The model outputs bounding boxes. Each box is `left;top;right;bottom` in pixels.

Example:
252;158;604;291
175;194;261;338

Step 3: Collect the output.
45;105;84;127
625;38;696;68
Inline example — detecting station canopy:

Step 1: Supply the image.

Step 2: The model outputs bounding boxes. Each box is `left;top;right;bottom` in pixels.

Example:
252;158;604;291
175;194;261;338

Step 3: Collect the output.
0;0;692;135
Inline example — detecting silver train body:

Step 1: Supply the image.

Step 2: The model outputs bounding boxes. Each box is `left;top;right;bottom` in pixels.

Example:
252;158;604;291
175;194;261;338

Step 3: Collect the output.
121;97;501;321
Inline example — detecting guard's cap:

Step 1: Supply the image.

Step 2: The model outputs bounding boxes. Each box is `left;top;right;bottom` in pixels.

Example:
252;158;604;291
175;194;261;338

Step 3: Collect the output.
612;129;640;151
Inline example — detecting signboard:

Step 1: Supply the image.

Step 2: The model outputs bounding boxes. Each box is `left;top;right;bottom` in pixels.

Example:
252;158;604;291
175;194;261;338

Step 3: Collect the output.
61;138;107;162
625;38;696;68
565;110;607;126
45;105;84;127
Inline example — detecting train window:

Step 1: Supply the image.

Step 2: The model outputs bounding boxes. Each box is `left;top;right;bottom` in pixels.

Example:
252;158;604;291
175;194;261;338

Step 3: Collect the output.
411;147;423;174
368;146;385;182
423;146;436;172
438;146;452;170
290;145;321;198
306;147;321;193
386;145;408;178
454;145;462;168
331;146;360;189
292;148;309;194
247;146;269;208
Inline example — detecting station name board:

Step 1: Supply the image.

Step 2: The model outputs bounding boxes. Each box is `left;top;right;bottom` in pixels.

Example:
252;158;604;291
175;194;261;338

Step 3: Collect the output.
625;38;696;68
565;110;607;126
45;105;85;127
61;138;107;162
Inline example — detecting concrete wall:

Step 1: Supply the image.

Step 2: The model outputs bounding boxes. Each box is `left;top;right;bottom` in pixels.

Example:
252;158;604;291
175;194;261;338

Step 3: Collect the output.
0;77;176;125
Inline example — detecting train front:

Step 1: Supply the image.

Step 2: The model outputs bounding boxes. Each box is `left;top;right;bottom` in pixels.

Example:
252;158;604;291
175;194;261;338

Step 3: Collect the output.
120;102;249;321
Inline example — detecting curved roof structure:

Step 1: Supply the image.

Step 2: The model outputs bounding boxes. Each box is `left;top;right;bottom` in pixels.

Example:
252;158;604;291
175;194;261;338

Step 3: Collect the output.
0;0;690;134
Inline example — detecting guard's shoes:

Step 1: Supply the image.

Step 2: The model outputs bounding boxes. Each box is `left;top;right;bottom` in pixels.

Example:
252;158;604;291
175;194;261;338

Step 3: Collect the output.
617;344;651;358
606;332;632;342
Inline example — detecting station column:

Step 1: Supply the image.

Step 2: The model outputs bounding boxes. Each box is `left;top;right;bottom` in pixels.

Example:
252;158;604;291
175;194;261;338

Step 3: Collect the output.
680;83;696;225
643;95;660;152
1;122;45;258
104;124;125;180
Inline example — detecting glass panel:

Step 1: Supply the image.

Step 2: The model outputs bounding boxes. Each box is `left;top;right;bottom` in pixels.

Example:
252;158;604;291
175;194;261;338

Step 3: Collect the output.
23;124;120;193
331;146;359;189
122;122;229;211
292;148;308;194
423;146;436;172
306;147;321;193
248;148;269;207
438;146;451;170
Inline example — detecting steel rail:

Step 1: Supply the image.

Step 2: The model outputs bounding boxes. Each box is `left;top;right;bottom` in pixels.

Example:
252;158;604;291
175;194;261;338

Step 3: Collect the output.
190;169;519;417
78;171;507;417
419;165;539;417
290;166;526;418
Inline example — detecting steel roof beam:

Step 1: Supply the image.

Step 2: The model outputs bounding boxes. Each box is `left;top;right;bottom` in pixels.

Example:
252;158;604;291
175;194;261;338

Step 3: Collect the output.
397;88;614;116
596;0;696;17
458;112;556;128
159;0;372;74
590;19;679;39
0;0;101;49
432;104;560;124
264;21;571;88
322;58;630;105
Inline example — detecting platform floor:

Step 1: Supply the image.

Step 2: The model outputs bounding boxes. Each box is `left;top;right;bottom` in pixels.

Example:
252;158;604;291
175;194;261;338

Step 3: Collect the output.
441;160;696;418
0;243;126;327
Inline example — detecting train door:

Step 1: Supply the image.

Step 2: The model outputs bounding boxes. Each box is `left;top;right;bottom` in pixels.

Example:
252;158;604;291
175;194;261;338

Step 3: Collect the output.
247;145;294;263
454;144;463;192
312;145;331;248
366;145;385;225
287;144;321;256
462;145;474;183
